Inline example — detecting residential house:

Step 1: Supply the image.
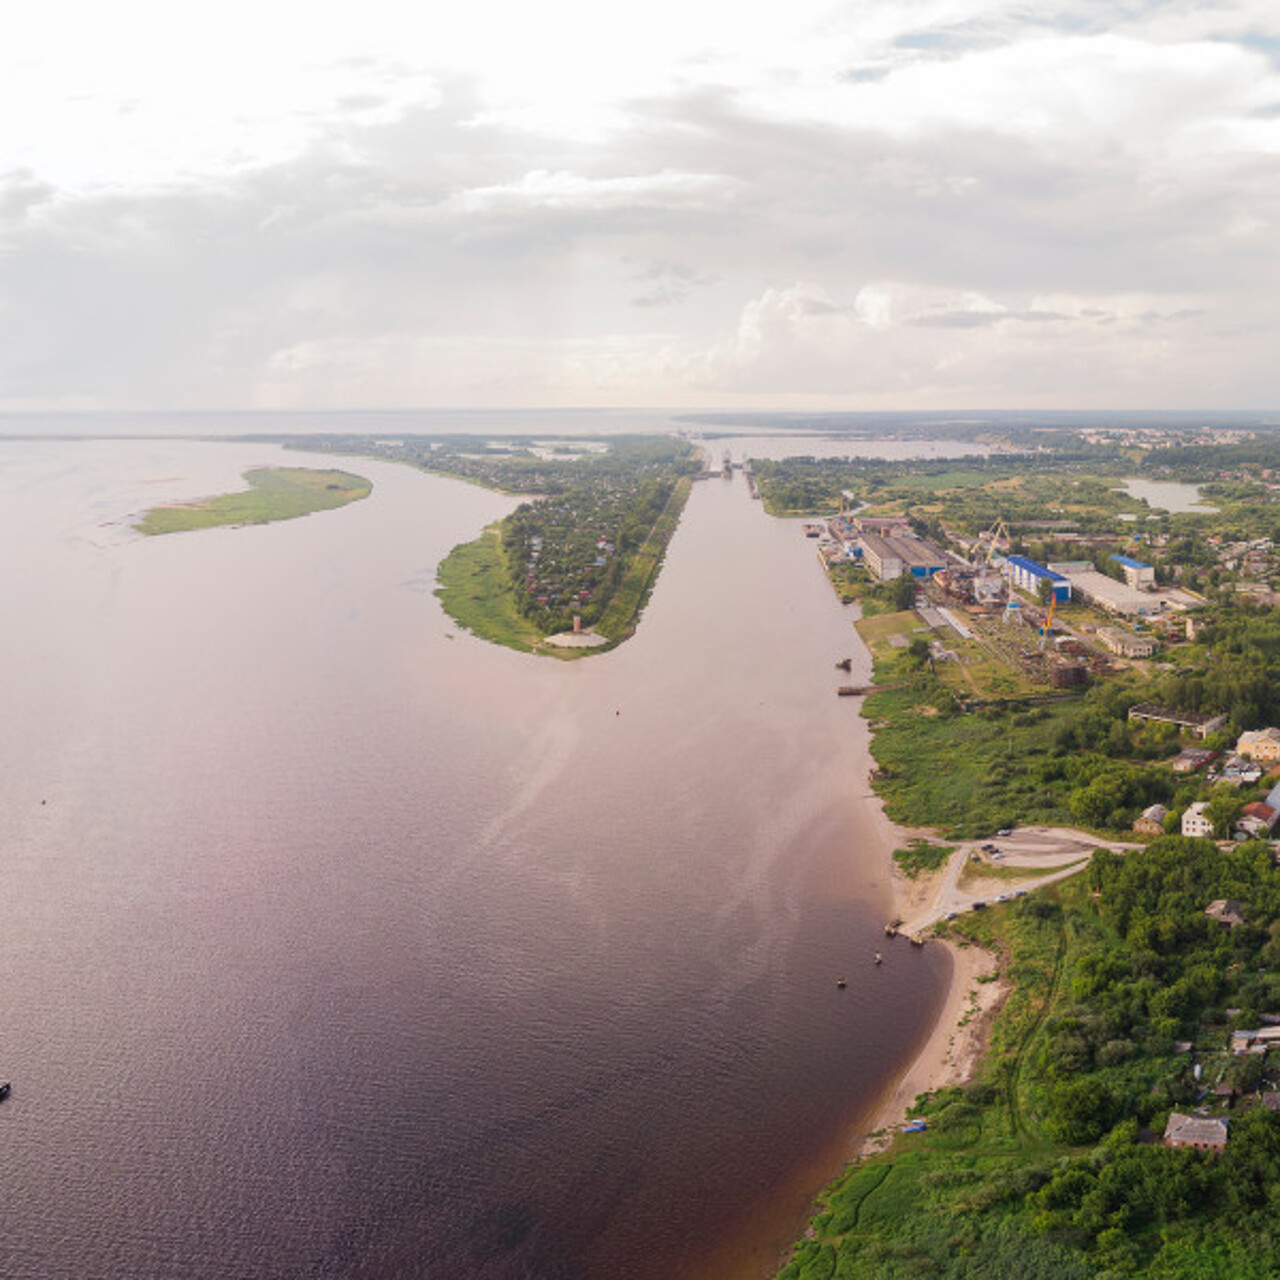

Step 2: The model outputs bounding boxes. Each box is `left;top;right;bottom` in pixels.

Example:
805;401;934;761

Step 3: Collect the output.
1182;801;1214;838
1205;899;1247;928
1172;748;1218;774
1133;804;1168;835
1237;728;1280;763
1219;755;1264;785
1237;803;1278;839
1163;1113;1229;1152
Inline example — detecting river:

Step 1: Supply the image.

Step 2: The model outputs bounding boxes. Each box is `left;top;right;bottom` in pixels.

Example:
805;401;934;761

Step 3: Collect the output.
0;437;948;1280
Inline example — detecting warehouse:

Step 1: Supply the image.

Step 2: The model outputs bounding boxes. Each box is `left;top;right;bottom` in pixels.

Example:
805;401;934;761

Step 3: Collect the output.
857;531;950;581
1002;555;1071;602
1110;554;1156;589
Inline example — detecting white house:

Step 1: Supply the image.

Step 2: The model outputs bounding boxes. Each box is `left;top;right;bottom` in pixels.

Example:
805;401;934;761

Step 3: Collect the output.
1182;801;1214;838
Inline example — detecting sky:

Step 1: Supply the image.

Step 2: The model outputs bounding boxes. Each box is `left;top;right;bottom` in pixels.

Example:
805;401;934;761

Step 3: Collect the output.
3;0;1280;413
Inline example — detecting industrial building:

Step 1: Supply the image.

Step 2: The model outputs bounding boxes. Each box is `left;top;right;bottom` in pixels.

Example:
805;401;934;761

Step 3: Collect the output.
1111;554;1156;589
1096;626;1157;658
1128;704;1228;738
1044;561;1198;618
1002;555;1071;602
857;530;950;581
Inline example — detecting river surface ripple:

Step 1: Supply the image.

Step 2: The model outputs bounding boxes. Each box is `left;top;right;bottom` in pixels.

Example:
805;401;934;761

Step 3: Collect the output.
0;438;947;1280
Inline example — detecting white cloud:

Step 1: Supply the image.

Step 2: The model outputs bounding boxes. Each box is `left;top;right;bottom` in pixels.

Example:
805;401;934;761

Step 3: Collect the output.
4;1;1280;410
444;169;742;216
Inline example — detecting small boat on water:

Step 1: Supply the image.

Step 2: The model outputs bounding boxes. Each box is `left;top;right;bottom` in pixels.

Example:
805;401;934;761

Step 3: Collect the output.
874;952;883;966
0;1081;10;1101
836;976;847;989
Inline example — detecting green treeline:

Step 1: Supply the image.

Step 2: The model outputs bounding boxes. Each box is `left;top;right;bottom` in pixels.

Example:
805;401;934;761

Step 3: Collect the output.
780;837;1280;1280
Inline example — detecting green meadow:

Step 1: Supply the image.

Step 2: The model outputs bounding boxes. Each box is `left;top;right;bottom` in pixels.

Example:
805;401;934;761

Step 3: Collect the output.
136;467;371;535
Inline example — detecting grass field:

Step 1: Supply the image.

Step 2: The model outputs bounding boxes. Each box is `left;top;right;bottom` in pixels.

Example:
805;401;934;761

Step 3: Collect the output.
434;526;548;654
136;467;371;535
863;681;1088;837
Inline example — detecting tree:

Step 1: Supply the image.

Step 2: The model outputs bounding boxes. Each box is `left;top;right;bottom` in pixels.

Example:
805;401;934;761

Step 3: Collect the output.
1206;789;1244;839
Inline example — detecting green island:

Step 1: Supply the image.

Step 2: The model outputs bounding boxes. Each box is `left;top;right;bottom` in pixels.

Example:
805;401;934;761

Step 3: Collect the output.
760;425;1280;1278
284;433;700;655
135;466;371;535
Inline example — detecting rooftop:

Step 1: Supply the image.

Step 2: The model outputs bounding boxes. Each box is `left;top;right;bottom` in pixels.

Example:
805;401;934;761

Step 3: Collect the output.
1004;555;1068;582
1164;1112;1229;1147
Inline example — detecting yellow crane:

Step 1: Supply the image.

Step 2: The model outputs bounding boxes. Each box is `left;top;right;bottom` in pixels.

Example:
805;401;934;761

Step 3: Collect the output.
1039;593;1058;647
979;517;1011;565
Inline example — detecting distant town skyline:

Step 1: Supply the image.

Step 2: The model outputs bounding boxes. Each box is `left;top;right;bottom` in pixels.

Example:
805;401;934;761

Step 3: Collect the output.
4;0;1279;412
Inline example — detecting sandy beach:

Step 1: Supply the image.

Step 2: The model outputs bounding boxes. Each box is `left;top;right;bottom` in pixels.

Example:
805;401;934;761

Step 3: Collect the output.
853;922;1004;1158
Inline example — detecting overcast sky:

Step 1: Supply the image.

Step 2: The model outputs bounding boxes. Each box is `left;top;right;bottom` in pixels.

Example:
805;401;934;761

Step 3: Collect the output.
3;0;1279;412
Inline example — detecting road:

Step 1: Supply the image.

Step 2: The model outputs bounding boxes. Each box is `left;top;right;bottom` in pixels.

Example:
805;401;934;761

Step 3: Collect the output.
896;825;1138;937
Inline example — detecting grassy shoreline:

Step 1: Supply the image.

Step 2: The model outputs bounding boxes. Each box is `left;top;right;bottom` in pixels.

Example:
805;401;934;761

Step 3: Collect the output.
135;466;371;535
433;524;551;655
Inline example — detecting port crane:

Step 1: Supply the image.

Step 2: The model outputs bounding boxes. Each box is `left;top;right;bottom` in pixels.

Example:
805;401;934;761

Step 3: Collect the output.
977;517;1011;566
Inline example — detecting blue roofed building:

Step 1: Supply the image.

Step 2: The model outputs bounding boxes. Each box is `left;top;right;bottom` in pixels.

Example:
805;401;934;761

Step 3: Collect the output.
1111;554;1156;589
1003;555;1071;602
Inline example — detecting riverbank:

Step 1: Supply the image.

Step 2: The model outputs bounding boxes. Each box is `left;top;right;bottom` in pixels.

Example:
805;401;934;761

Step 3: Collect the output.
854;929;1004;1159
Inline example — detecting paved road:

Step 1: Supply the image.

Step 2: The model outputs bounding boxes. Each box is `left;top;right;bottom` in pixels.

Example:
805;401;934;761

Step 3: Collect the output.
896;825;1137;937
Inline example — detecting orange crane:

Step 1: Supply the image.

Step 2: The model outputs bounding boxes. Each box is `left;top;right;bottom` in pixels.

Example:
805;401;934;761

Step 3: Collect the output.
1039;593;1058;647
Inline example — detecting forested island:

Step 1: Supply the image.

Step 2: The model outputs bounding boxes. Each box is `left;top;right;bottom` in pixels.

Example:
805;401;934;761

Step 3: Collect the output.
767;427;1280;1279
284;433;700;654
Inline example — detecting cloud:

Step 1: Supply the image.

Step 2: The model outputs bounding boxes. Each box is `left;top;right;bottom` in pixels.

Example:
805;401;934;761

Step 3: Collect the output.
444;169;742;216
629;261;716;308
4;5;1280;410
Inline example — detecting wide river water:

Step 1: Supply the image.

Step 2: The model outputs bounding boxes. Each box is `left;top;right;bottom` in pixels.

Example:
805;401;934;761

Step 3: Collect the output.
0;437;949;1280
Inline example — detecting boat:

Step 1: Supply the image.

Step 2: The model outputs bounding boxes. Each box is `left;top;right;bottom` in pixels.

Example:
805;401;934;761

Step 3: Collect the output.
836;976;847;989
874;952;882;965
835;658;852;671
0;1081;10;1101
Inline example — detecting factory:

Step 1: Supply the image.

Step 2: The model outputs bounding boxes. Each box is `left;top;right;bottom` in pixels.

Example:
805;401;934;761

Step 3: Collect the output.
1110;554;1156;589
1002;555;1072;603
857;530;951;582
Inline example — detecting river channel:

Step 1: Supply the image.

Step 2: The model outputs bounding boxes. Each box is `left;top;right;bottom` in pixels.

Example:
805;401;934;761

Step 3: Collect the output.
0;437;948;1280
